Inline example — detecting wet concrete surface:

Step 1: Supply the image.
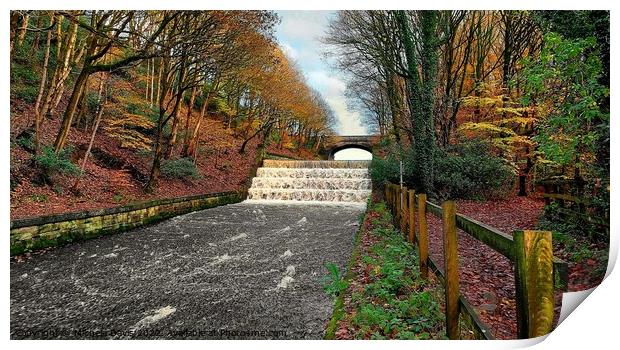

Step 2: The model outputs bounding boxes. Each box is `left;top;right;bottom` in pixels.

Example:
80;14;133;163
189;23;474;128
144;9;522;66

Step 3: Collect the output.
10;201;365;339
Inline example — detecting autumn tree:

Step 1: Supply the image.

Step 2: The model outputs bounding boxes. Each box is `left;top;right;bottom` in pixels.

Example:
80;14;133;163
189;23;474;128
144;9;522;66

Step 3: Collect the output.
52;10;176;153
325;11;409;143
144;10;279;192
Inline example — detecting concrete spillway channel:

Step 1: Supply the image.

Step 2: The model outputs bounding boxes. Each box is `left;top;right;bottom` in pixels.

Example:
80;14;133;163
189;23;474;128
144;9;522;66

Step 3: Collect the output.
10;160;371;339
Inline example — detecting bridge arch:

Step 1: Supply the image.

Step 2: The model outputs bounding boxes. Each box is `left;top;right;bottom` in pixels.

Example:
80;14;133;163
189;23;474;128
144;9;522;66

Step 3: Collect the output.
319;135;381;160
328;144;373;160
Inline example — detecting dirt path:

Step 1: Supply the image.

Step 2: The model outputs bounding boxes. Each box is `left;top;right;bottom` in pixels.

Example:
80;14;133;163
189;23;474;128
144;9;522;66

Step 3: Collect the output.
426;196;545;339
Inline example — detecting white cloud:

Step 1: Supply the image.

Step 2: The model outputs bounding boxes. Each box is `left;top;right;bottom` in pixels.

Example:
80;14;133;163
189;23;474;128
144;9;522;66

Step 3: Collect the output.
280;42;299;61
276;11;368;136
308;71;367;135
277;11;332;43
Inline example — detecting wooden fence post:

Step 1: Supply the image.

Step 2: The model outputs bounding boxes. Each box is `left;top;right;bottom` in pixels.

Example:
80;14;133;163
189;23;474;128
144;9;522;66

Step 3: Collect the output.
396;185;402;226
408;189;415;244
392;185;397;214
417;193;429;279
384;184;388;204
514;230;554;339
442;201;460;339
401;186;408;235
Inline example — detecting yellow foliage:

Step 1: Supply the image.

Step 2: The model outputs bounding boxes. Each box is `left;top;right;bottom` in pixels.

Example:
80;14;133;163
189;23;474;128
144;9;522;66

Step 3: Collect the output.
461;95;503;108
458;122;516;137
494;107;532;117
495;116;537;126
103;113;155;151
283;141;296;150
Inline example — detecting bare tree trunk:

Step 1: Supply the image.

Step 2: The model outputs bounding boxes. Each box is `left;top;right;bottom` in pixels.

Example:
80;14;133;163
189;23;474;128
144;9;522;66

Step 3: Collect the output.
145;58;150;100
145;135;164;193
54;14;63;63
40;17;79;119
50;45;85;116
184;89;211;158
165;96;182;159
38;14;63;116
15;13;29;50
53;69;89;152
88;73;106;132
33;18;53;155
150;58;155;106
31;16;42;55
10;11;22;55
155;58;162;108
72;77;107;191
240;121;272;154
145;108;166;193
182;85;197;152
164;58;187;159
73;85;89;129
145;57;171;193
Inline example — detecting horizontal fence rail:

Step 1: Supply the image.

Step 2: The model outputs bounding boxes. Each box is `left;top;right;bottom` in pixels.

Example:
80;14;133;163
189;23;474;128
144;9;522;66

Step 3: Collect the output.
384;183;567;340
425;198;568;291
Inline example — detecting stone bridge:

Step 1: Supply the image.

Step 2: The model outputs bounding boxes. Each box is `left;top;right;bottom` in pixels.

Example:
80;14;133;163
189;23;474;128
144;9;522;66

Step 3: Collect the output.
319;135;381;160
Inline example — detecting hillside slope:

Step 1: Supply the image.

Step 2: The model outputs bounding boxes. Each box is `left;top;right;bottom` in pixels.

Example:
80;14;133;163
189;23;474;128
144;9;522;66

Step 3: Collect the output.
10;70;316;221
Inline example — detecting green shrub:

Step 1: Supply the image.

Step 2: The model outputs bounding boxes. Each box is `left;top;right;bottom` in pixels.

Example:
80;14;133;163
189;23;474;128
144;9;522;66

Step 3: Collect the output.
433;141;516;200
269;131;281;144
53;184;64;195
135;148;152;158
11;84;39;103
371;140;515;200
208;96;233;116
31;194;49;203
11;64;39;85
348;204;444;339
113;193;124;203
17;133;35;152
86;91;102;113
161;157;200;179
34;146;81;177
370;151;400;186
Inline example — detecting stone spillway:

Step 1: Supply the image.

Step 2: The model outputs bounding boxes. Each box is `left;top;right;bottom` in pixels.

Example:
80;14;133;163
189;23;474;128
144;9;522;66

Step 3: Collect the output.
247;160;372;203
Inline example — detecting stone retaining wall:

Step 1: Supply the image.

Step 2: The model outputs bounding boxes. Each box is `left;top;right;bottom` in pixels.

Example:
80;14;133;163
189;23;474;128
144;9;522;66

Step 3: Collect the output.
10;191;243;256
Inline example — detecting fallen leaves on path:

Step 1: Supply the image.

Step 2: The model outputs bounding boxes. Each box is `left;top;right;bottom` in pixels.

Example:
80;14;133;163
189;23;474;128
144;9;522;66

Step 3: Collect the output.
425;196;544;340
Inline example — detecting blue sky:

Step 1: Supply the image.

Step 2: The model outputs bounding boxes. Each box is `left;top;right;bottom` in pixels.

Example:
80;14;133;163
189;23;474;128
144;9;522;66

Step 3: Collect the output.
275;11;368;136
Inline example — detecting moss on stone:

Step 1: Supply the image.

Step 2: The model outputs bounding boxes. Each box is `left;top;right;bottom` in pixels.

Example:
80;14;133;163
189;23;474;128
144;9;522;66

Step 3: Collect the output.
10;193;242;256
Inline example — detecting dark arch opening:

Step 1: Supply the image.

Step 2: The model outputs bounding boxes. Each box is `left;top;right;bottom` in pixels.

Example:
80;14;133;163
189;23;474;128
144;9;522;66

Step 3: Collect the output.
329;144;373;160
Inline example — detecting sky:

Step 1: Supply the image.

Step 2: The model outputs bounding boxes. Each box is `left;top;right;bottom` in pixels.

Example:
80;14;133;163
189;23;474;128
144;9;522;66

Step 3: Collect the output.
275;11;368;136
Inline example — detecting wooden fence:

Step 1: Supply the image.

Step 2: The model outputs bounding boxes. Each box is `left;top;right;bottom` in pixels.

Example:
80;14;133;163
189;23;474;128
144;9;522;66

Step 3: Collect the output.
538;178;609;236
384;183;568;340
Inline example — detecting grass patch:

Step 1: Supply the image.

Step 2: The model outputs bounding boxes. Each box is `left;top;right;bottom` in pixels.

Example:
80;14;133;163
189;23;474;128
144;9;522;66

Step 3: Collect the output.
161;157;200;179
30;194;49;203
324;200;366;339
323;198;446;339
34;146;81;177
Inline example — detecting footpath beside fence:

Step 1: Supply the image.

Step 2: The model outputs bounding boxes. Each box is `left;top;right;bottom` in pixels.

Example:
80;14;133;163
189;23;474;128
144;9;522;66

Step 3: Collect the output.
384;183;568;340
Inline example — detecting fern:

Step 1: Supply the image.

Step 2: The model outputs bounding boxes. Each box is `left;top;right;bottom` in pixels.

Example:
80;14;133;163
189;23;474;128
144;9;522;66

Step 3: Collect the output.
323;262;349;297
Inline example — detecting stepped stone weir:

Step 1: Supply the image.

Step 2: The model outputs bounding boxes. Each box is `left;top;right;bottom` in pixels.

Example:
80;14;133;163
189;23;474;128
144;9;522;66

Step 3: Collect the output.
247;160;372;203
262;159;371;168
